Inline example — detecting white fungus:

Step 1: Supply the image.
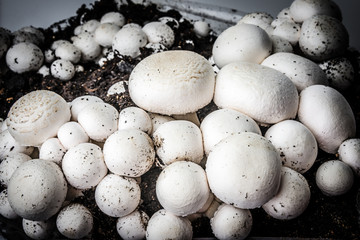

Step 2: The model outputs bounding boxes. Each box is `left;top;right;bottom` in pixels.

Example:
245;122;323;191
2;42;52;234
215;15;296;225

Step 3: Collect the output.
39;138;66;164
271;35;294;53
148;113;174;135
57;121;89;150
6;42;44;73
0;130;34;158
112;25;148;58
72;32;102;62
50;59;75;81
94;23;120;47
0;152;31;187
193;21;211;37
118;106;153;134
70;95;104;121
338;138;360;176
54;41;81;63
238;12;274;35
116;210;149;240
271;19;301;46
23;218;55;240
100;12;126;27
81;19;100;33
142;21;175;48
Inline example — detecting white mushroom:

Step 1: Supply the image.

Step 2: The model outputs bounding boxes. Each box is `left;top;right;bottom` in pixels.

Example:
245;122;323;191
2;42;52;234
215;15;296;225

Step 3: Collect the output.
103;129;155;177
146;209;193;240
212;23;272;68
206;132;282;209
77;102;119;142
6;90;71;146
265;120;317;173
210;203;252;240
70;95;104;121
100;12;126;27
271;19;301;46
44;49;55;63
262;167;311;220
156;161;210;216
142;22;175;48
54;41;81;63
6;42;44;73
0;189;18;219
57;121;89;150
338;138;360;176
261;52;328;91
316;160;354;196
148;113;174;135
214;61;299;125
81;19;100;33
0;153;32;187
193;21;211;37
298;85;356;154
118;106;152;134
112;24;147;58
72;32;101;62
56;203;93;239
0;130;34;158
200;108;261;155
271;35;293;53
37;65;50;77
153;120;204;165
94;23;120;47
50;59;75;81
62;143;107;189
7;159;67;220
39;138;65;165
23;218;55;240
95;174;141;217
237;12;274;35
129;50;215;115
116;210;149;240
299;15;348;61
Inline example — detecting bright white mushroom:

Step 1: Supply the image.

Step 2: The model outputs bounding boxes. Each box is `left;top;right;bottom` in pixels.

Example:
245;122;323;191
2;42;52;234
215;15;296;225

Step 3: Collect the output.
271;35;293;53
271;18;301;46
70;95;104;121
338;138;360;176
39;138;65;164
54;41;81;63
116;210;149;240
94;23;120;47
50;59;75;81
142;21;175;48
0;189;18;219
100;12;126;27
237;12;274;35
193;21;211;38
118;106;152;134
72;32;102;62
262;167;311;220
148;113;174;135
0;152;32;186
57;121;89;150
81;19;100;33
23;218;55;240
6;42;44;73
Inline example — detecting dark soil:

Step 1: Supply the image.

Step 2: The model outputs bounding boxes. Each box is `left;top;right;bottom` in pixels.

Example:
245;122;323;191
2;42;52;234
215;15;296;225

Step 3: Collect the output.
1;1;360;239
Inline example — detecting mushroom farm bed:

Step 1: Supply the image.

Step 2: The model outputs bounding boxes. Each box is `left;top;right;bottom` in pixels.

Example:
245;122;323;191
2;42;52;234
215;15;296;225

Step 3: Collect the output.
1;0;360;239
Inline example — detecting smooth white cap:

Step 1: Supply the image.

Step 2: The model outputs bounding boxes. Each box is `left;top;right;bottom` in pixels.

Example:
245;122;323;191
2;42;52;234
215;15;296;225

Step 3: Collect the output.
6;42;44;73
238;12;273;35
112;24;147;58
72;32;101;62
116;210;149;240
118;106;152;134
51;59;75;81
94;23;120;47
142;22;175;48
100;12;125;27
70;95;104;121
23;218;55;240
54;41;81;63
39;137;66;165
57;121;89;150
338;138;360;176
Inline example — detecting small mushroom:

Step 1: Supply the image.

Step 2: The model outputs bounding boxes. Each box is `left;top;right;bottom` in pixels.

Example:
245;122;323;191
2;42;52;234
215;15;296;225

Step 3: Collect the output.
316;160;354;196
146;209;193;240
116;210;149;240
95;174;141;217
212;23;272;68
142;22;175;48
262;167;311;220
50;59;75;81
6;90;71;146
338;138;360;176
39;138;65;165
271;35;293;53
81;19;100;33
298;85;356;154
118;106;153;134
56;203;93;239
112;24;147;58
94;23;120;47
0;153;32;187
193;21;211;38
0;189;18;219
62;143;107;190
271;18;301;46
54;40;81;63
156;161;210;216
103;129;155;177
23;218;55;240
72;32;101;62
6;42;44;73
70;95;104;121
210;203;252;240
100;12;126;27
153;120;204;165
7;159;67;220
57;121;89;150
237;12;274;35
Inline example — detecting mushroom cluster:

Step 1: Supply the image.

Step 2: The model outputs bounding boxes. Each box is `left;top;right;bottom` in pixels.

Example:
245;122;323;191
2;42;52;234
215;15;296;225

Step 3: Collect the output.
0;0;360;239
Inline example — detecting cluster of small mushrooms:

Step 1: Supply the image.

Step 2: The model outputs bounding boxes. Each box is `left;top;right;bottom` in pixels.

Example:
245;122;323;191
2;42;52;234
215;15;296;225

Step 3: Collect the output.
0;0;359;239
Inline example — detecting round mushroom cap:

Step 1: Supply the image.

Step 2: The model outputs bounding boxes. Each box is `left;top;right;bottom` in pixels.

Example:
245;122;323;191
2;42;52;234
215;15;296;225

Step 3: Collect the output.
0;152;32;187
62;143;107;189
39;138;66;164
100;12;126;27
23;218;55;240
112;25;147;58
129;50;215;115
118;106;153;134
316;160;354;196
298;85;356;154
261;52;328;91
238;12;274;35
289;0;342;23
103;129;155;177
200;108;261;155
81;19;100;33
212;23;272;68
210;204;253;240
57;121;89;150
146;209;193;240
6;42;44;73
262;167;311;220
7;159;67;221
153;120;204;165
116;210;149;240
193;21;211;37
142;21;175;48
51;59;75;81
265;120;318;173
156;161;210;216
206;132;282;209
72;32;101;62
299;15;348;61
95;174;141;218
0;189;18;219
271;19;301;46
338;138;360;176
70;95;104;121
94;23;120;47
271;35;294;53
54;41;81;63
6;90;71;146
214;61;299;125
56;203;93;239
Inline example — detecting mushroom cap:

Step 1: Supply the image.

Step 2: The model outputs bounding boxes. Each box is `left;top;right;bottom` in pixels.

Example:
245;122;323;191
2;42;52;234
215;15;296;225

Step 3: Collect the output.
0;130;34;158
265;120;318;173
212;23;272;68
81;19;100;33
214;61;299;125
142;21;175;48
70;95;104;121
210;204;253;240
262;167;311;220
299;15;348;61
200;108;261;155
72;32;101;61
118;106;153;134
50;59;75;81
193;21;211;37
94;23;120;47
6;42;44;73
57;121;89;150
62;143;107;189
103;129;155;177
7;159;67;221
95;174;141;217
238;12;274;35
156;161;210;216
270;35;294;54
0;189;18;219
6;90;71;146
206;132;282;209
54;41;81;63
101;12;125;27
129;50;215;115
271;19;301;46
338;138;360;176
316;160;354;196
148;113;174;135
112;25;147;58
153;120;204;165
262;52;328;91
39;138;65;164
298;85;356;154
116;210;149;240
146;209;193;240
23;218;55;240
0;152;32;187
56;203;93;239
